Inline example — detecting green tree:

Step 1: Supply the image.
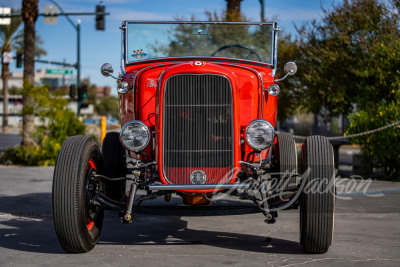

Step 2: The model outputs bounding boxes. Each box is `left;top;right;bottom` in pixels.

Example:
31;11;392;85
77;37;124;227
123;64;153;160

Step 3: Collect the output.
95;96;119;119
15;31;47;58
296;0;400;178
275;33;301;125
346;41;400;180
87;84;97;105
296;0;399;116
1;9;46;134
1;11;22;133
1;84;85;166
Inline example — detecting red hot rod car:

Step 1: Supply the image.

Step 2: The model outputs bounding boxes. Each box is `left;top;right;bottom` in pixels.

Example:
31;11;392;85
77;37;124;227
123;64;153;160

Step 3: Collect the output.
52;21;335;254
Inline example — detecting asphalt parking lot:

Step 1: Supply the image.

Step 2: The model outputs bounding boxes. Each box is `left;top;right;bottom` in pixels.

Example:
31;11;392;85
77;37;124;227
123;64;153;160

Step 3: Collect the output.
0;166;399;266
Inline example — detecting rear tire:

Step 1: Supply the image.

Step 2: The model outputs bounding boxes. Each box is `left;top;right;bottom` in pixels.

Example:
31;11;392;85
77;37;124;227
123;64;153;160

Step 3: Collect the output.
300;136;335;253
101;132;126;200
272;132;298;190
52;136;104;253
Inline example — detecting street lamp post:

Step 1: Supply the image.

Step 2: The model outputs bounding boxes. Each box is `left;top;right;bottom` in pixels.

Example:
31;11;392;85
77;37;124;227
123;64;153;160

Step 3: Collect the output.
46;0;82;114
77;19;81;100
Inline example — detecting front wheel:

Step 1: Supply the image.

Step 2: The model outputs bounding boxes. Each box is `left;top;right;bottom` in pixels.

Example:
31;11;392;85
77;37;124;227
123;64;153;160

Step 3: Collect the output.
52;136;104;253
300;136;335;253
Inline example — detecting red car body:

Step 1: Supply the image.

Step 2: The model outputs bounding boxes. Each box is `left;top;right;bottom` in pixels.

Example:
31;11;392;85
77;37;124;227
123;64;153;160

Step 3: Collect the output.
120;58;277;192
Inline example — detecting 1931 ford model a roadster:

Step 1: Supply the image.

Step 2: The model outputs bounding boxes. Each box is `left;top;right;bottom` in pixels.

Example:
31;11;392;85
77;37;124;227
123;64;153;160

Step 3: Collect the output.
53;21;335;254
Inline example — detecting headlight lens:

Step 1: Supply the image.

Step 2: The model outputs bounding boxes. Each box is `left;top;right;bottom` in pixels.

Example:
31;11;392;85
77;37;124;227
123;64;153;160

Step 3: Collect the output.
268;84;280;96
120;121;150;152
245;119;275;151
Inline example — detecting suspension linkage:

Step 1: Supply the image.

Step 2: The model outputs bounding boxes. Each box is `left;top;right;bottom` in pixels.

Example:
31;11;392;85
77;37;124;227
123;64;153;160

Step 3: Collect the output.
94;192;126;210
93;173;134;181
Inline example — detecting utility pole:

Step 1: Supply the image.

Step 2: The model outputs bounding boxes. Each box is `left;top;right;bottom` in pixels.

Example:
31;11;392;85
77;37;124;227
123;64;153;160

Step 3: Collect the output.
77;19;81;100
45;0;83;114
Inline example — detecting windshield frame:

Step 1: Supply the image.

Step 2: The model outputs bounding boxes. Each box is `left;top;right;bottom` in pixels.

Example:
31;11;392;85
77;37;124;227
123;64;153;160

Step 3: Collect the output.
121;21;278;73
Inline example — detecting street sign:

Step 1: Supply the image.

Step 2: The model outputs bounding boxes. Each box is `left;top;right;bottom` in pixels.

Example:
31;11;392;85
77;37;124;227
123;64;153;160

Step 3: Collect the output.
44;5;58;24
2;52;13;64
0;7;11;25
46;69;73;75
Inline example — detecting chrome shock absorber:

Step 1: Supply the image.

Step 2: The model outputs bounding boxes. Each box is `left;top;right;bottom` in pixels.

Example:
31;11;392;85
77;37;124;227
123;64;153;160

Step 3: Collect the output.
123;170;140;222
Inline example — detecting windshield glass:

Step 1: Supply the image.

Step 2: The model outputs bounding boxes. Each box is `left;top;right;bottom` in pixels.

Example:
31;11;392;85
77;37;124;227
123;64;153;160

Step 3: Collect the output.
126;22;274;64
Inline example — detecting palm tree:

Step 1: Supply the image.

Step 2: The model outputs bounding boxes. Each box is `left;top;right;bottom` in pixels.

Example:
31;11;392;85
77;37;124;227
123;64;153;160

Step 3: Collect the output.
225;0;244;21
1;12;23;133
21;0;38;146
259;0;265;21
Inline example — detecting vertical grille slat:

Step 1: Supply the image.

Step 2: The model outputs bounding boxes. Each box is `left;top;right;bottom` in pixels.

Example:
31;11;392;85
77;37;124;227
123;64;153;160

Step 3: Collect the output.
162;74;234;184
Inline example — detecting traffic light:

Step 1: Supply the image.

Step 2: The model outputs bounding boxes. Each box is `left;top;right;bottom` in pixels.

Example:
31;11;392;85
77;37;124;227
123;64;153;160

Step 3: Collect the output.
82;84;88;99
78;84;88;101
69;85;76;100
95;3;105;30
16;52;22;68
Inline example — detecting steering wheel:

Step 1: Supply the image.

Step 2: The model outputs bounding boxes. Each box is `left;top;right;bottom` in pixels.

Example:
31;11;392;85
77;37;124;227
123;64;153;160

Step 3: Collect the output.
211;44;262;62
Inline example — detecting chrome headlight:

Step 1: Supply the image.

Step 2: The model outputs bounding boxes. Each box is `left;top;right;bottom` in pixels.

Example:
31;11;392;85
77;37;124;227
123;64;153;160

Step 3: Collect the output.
117;81;129;94
245;119;275;151
267;84;280;96
120;121;150;152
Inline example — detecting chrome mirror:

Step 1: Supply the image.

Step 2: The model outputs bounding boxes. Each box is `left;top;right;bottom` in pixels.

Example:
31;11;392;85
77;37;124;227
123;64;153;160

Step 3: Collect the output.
275;61;297;82
101;63;120;80
101;63;114;77
284;62;297;76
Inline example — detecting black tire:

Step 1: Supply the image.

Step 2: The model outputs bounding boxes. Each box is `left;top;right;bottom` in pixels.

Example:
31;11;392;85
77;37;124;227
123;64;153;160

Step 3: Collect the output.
53;136;104;253
272;132;298;190
300;135;335;253
101;132;126;200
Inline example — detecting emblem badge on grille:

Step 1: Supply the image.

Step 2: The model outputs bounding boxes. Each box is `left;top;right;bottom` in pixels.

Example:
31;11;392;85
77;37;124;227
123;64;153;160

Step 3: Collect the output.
190;170;207;184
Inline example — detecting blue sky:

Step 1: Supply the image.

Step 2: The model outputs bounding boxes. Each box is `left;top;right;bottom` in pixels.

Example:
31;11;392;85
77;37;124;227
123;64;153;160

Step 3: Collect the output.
1;0;340;92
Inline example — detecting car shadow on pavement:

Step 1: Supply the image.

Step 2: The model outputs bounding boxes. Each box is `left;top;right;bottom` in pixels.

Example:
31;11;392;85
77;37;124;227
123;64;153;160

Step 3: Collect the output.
0;193;64;254
100;210;304;254
0;193;303;254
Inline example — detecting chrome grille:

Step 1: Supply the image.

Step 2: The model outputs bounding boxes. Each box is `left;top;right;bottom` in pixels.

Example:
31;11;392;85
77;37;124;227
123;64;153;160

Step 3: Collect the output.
163;74;234;184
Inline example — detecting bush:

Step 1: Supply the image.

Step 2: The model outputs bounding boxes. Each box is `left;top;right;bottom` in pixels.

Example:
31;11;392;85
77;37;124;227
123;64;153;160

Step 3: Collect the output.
95;96;119;119
0;84;85;166
346;90;400;180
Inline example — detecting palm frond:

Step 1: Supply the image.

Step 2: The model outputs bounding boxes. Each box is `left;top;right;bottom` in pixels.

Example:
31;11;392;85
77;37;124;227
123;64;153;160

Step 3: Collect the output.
0;9;23;53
